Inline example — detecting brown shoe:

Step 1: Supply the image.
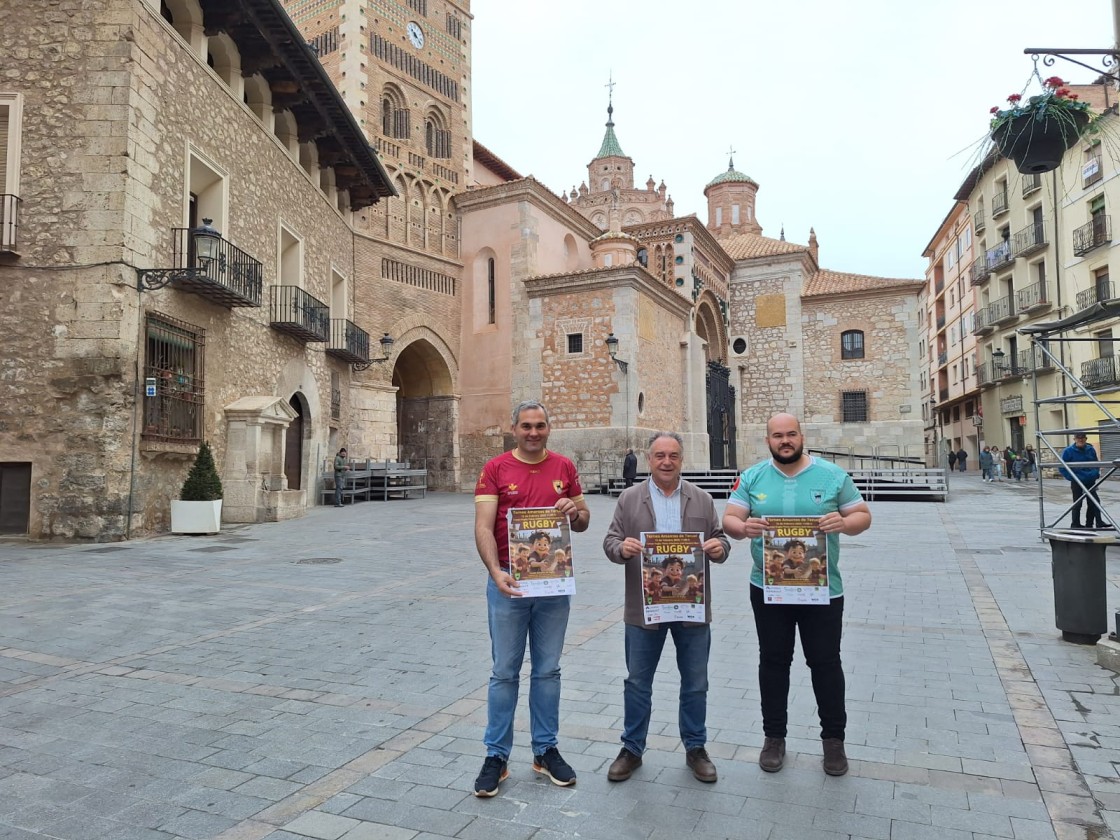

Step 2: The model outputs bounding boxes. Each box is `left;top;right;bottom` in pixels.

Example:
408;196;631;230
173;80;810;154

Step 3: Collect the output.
759;736;785;772
607;748;642;782
685;746;717;783
822;738;848;776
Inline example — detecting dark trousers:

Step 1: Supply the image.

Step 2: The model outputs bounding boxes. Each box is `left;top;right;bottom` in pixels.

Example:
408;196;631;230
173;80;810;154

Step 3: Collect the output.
624;477;635;488
750;585;846;740
1071;483;1103;527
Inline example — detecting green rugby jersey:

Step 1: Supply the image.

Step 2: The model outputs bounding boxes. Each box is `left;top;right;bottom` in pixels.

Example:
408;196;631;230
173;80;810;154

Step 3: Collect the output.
727;457;864;598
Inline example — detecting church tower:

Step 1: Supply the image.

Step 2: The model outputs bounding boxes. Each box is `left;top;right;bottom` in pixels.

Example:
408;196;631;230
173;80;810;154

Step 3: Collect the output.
588;98;635;192
704;156;762;237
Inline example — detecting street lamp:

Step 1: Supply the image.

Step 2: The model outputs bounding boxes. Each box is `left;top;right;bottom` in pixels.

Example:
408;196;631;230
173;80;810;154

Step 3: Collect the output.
136;218;223;291
605;332;629;373
353;333;395;371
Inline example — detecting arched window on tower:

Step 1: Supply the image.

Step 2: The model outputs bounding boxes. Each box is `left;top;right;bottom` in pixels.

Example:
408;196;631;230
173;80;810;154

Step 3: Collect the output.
487;257;496;324
425;110;451;158
841;330;865;360
382;98;392;136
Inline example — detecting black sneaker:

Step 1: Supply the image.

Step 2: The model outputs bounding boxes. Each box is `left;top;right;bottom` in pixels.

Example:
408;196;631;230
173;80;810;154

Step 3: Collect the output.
473;755;509;797
532;746;576;786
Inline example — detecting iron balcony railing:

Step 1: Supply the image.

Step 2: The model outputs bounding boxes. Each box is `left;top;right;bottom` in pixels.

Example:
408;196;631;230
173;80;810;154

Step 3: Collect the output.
937;351;948;366
972;306;993;335
936;314;946;330
987;295;1015;325
1082;355;1120;390
969;256;991;286
269;285;329;343
1022;173;1041;196
1017;347;1053;373
973;209;986;233
977;360;995;386
0;194;21;253
986;241;1014;272
1076;280;1115;311
1016;279;1050;312
170;227;263;307
326;318;371;364
1012;220;1047;258
992;189;1009;217
1073;216;1111;257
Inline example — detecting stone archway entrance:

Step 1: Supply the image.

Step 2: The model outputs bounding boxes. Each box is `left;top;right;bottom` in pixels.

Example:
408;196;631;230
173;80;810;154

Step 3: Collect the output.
285;394;305;490
694;297;735;470
391;338;457;491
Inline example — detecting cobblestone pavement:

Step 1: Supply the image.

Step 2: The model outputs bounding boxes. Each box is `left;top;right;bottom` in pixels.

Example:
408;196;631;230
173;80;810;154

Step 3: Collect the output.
1;473;1119;840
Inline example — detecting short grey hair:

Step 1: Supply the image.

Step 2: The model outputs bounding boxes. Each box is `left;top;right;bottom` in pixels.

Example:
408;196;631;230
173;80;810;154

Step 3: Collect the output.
511;400;550;425
647;431;684;452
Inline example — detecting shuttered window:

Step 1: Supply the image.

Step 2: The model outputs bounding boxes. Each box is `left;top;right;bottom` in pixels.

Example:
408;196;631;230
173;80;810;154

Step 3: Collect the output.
0;105;8;195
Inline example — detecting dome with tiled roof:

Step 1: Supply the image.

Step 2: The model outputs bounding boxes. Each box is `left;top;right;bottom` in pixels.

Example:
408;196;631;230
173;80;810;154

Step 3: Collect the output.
706;157;757;188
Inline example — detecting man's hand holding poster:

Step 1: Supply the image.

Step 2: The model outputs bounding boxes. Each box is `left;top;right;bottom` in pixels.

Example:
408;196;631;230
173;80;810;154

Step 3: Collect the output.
762;516;828;605
639;531;705;623
507;507;575;597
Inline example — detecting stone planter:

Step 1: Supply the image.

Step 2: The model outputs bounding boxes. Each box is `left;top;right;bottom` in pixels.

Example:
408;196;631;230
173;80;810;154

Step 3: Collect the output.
991;110;1090;174
170;499;223;534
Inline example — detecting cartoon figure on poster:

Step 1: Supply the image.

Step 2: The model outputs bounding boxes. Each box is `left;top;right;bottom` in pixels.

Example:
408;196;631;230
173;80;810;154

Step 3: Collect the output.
507;507;575;597
763;516;829;605
640;532;705;623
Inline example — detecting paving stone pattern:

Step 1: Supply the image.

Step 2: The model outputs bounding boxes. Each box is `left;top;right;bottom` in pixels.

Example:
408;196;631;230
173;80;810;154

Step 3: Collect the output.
1;474;1119;839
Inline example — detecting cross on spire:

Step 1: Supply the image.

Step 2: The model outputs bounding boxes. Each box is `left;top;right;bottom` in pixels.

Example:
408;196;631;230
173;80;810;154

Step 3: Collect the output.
727;145;736;170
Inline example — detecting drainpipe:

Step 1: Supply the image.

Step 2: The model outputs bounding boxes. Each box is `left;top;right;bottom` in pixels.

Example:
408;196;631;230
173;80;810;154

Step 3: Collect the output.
1052;169;1070;432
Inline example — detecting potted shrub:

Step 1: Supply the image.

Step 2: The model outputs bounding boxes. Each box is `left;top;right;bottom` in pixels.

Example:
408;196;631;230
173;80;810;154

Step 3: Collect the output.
989;76;1094;174
170;440;223;534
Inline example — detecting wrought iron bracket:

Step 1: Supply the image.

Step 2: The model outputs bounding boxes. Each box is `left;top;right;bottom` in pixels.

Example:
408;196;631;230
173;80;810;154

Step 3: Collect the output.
136;267;206;292
1024;48;1120;83
351;358;388;371
611;357;629;374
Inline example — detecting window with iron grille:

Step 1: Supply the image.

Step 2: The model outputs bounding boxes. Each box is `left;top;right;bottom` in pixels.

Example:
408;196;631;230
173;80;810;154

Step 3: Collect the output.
567;333;583;354
840;329;865;359
840;390;868;423
144;314;205;441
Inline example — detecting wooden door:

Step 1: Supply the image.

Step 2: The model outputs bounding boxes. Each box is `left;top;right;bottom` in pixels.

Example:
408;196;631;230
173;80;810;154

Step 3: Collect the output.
285;396;303;491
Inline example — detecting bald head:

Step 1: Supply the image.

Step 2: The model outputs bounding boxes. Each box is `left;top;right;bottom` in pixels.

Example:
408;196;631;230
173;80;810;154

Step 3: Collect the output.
766;413;802;436
766;413;805;466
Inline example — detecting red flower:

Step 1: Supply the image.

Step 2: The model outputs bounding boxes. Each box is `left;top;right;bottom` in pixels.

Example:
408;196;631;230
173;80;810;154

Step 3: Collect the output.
1045;76;1066;88
1069;94;1080;100
1056;87;1071;97
990;106;1000;114
1007;93;1022;102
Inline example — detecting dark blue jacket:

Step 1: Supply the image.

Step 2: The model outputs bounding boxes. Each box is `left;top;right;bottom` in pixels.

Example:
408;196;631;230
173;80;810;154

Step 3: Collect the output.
1059;442;1100;484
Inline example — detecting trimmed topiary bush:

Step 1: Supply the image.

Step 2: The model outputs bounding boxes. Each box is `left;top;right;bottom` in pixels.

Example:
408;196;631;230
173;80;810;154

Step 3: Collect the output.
180;441;223;501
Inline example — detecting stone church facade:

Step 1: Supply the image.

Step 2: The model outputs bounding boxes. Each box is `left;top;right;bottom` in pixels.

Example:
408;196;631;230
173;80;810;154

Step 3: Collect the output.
0;0;923;539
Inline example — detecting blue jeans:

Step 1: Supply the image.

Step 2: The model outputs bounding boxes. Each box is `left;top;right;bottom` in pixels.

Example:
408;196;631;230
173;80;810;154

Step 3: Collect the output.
621;622;710;755
484;578;570;758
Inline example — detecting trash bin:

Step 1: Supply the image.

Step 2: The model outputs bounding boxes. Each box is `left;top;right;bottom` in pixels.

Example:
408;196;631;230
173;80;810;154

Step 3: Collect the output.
1042;529;1112;644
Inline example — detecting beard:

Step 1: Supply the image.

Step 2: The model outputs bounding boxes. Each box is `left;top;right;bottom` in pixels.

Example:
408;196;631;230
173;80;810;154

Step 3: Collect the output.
770;442;803;464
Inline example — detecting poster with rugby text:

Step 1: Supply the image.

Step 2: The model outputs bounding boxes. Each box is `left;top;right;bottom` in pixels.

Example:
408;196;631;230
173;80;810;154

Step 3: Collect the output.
507;507;575;597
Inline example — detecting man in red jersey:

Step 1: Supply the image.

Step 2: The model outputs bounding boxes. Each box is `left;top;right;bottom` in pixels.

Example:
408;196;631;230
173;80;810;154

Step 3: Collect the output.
472;400;590;797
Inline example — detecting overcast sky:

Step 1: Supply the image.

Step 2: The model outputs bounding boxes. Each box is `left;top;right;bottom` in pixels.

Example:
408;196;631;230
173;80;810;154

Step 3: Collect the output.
470;0;1116;279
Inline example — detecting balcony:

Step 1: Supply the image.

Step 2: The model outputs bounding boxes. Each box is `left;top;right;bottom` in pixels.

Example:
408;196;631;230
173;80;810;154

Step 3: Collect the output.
936;314;946;330
0;194;20;253
1016;347;1053;373
973;306;994;335
163;228;263;307
977;361;997;387
1076;280;1115;311
988;295;1017;326
1016;279;1051;314
269;285;329;342
986;241;1014;274
992;189;1009;217
969;256;991;286
326;318;371;365
1022;173;1042;196
974;210;986;233
1082;355;1120;390
936;351;947;368
1073;216;1111;257
1012;221;1047;258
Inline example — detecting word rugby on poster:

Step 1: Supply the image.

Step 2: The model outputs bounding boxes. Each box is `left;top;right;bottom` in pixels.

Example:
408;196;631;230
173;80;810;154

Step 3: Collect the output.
762;516;829;605
507;507;575;597
639;531;705;623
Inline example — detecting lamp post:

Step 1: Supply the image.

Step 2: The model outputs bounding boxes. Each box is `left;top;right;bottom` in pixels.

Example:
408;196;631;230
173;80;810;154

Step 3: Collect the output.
353;332;394;371
136;218;223;291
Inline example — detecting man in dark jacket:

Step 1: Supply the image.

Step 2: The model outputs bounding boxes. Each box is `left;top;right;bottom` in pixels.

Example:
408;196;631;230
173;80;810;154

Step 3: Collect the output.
622;448;638;488
1060;433;1103;528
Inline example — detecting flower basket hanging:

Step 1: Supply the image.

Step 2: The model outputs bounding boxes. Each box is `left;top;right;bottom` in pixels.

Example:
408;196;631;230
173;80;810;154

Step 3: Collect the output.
989;76;1094;175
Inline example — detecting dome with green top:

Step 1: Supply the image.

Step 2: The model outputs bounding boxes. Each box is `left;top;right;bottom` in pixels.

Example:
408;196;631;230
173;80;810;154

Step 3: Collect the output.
706;157;757;188
595;103;626;158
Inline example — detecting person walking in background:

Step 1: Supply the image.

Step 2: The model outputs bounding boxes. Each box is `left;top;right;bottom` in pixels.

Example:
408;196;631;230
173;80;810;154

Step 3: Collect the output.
333;447;349;507
979;446;993;482
1023;445;1037;481
947;448;958;472
1060;433;1103;529
603;432;729;784
473;400;591;797
1008;446;1023;481
622;447;638;489
956;447;968;473
990;447;1004;482
1003;447;1016;482
722;413;872;777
